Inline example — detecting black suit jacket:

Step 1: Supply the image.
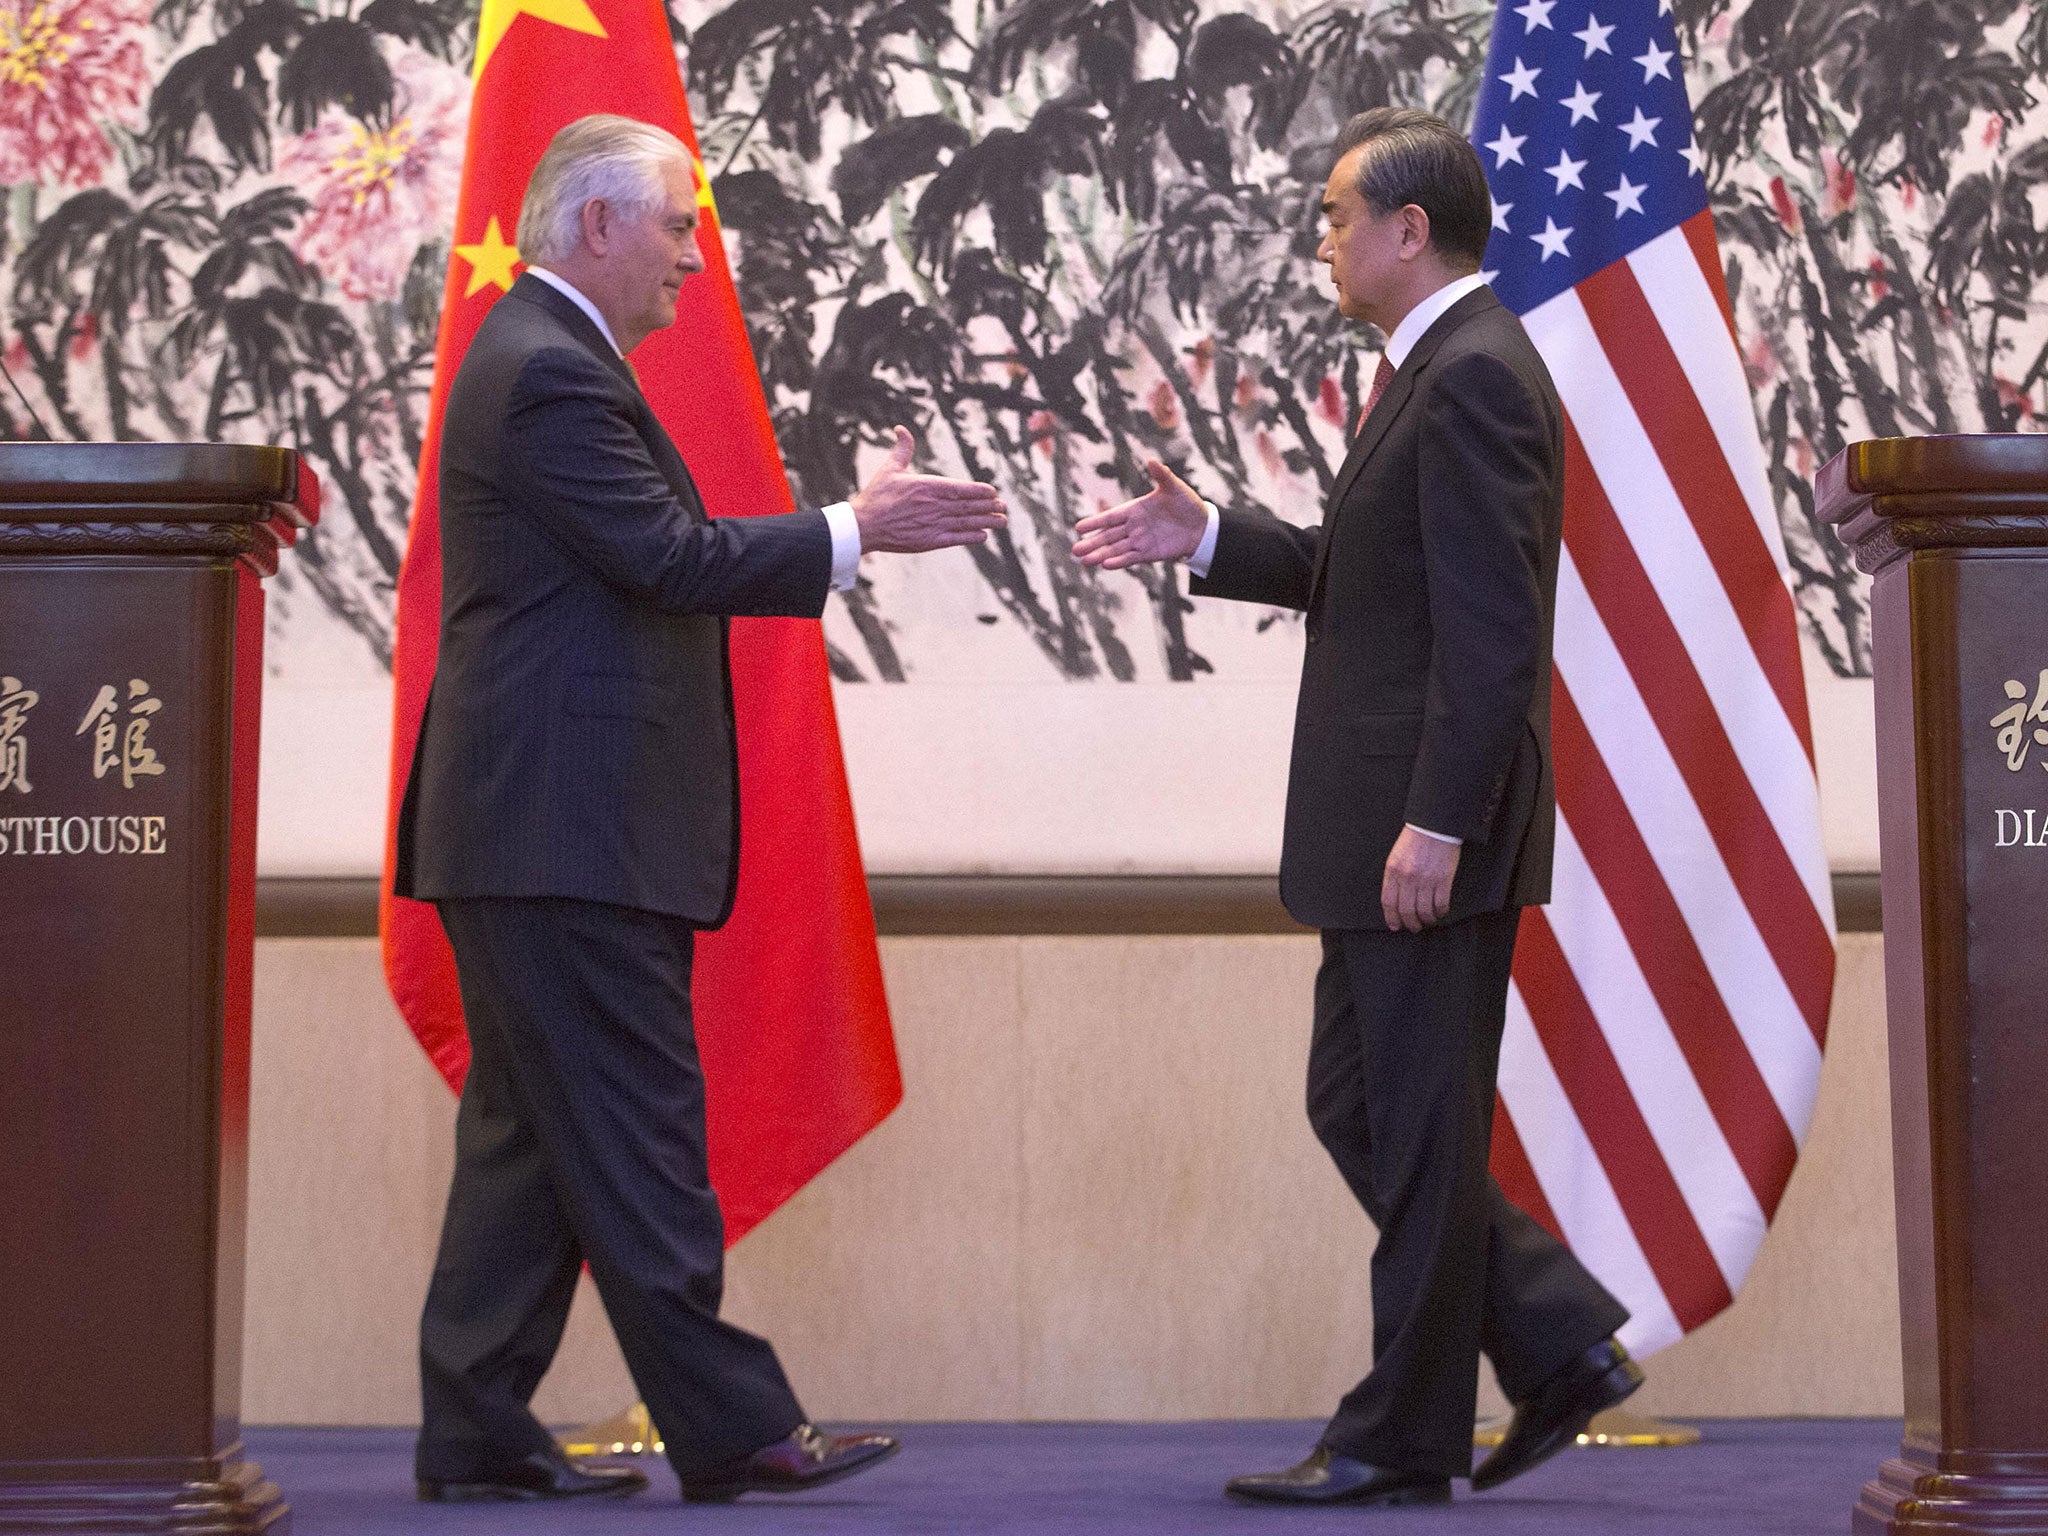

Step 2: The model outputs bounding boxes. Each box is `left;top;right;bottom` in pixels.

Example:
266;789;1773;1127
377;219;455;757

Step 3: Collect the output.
393;273;833;925
1192;287;1563;931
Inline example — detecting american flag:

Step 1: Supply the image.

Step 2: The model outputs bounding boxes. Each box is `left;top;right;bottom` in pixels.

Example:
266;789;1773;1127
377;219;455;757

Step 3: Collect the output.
1469;0;1837;1355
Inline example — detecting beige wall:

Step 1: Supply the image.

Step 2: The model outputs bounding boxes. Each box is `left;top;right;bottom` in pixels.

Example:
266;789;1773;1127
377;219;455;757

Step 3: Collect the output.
242;932;1897;1427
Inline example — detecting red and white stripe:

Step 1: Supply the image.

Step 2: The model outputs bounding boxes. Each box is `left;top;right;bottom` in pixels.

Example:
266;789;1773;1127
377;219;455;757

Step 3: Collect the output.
1491;212;1837;1357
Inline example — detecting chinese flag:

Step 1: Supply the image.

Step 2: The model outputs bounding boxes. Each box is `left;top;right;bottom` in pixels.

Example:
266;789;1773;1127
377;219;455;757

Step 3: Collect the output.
379;0;901;1242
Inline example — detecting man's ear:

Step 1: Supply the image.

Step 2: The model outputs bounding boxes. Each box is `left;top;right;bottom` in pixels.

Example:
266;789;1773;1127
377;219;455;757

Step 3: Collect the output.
579;197;611;256
1400;203;1433;260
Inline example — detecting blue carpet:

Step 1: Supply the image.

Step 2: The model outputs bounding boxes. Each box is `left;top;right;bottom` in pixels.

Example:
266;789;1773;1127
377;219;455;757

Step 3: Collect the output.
245;1419;1897;1534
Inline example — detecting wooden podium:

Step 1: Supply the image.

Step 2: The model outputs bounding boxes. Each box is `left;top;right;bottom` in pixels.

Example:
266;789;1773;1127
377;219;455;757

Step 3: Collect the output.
0;444;316;1534
1821;435;2048;1535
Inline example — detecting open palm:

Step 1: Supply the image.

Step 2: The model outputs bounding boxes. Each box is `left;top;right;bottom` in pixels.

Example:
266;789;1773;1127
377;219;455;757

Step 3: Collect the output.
1071;458;1208;570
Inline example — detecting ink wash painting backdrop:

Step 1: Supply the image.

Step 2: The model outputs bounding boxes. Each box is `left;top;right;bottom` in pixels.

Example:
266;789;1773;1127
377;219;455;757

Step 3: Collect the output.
2;0;2039;874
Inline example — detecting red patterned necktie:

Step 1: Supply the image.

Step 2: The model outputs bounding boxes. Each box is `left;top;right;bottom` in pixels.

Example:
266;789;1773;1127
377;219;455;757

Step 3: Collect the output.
1354;354;1395;438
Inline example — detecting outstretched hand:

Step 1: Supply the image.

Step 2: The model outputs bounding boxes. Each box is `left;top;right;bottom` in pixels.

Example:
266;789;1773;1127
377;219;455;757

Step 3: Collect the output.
852;426;1008;555
1071;458;1207;569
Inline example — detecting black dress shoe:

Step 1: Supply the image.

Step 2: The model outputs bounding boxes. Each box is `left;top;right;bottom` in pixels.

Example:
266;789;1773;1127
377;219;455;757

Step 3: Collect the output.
1226;1448;1453;1506
679;1423;899;1502
416;1448;649;1502
1470;1336;1645;1491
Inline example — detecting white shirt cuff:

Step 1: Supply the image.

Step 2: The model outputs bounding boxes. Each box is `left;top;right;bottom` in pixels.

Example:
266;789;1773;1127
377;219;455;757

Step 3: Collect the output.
822;501;861;591
1187;501;1221;578
1405;822;1464;846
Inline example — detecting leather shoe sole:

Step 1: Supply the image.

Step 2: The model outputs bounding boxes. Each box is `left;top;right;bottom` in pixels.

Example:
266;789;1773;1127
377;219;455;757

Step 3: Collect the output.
1227;1449;1453;1507
681;1437;899;1503
1227;1477;1452;1507
1471;1339;1644;1491
417;1466;648;1502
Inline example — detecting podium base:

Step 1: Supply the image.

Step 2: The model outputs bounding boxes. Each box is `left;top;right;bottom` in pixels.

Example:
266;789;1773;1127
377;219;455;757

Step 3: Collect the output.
0;1456;287;1534
1856;1450;2048;1535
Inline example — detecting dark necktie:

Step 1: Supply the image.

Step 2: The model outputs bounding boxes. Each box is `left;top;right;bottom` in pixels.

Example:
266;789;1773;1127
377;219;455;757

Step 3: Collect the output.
1354;354;1395;439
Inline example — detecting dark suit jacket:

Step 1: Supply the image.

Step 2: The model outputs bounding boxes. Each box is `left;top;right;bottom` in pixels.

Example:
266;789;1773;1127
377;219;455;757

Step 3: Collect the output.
394;273;833;925
1191;287;1563;931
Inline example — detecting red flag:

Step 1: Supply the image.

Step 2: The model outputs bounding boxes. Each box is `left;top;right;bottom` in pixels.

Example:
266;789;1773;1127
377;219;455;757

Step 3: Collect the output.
380;0;900;1243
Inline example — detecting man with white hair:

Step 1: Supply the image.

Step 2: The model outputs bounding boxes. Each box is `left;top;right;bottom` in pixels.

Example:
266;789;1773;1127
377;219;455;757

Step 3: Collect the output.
394;114;1006;1505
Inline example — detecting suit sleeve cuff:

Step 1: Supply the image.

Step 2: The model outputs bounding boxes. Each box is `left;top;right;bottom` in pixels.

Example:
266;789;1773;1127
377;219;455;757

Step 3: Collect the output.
822;501;861;591
1186;501;1222;578
1405;822;1464;847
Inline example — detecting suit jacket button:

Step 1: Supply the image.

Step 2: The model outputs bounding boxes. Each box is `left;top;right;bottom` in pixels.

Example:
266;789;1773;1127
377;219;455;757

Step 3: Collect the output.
1306;623;1321;645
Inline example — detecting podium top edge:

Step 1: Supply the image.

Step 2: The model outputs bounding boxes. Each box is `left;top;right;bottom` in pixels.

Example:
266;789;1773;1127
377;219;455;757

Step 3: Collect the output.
0;442;315;517
1818;434;2048;516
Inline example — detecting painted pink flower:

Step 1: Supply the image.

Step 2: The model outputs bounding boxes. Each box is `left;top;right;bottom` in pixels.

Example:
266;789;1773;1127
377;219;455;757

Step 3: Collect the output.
1254;426;1283;478
0;0;149;186
1149;378;1179;431
281;47;467;303
1820;149;1856;221
1744;332;1777;389
1316;375;1343;426
1768;176;1803;235
1026;407;1055;458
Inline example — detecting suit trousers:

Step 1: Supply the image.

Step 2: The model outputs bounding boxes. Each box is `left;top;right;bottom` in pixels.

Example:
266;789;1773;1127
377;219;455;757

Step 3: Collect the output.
416;896;805;1482
1310;909;1628;1475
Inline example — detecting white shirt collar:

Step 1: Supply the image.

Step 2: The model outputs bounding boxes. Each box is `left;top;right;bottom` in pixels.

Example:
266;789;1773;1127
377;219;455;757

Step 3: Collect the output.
1383;272;1490;369
526;265;623;358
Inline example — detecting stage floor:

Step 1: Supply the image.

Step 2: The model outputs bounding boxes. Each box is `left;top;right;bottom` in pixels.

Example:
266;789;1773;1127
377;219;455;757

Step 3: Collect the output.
245;1419;1897;1533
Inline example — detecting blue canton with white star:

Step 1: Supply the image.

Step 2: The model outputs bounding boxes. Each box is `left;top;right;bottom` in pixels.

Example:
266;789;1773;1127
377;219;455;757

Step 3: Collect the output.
1470;0;1707;315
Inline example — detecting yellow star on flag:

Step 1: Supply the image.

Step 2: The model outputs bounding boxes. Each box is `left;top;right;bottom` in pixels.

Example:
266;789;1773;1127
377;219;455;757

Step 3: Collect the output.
689;150;718;218
472;0;607;81
454;216;521;298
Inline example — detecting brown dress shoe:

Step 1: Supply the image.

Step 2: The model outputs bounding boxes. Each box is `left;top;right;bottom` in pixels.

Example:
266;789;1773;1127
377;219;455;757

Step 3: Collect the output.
1226;1447;1453;1506
680;1423;899;1502
416;1448;648;1502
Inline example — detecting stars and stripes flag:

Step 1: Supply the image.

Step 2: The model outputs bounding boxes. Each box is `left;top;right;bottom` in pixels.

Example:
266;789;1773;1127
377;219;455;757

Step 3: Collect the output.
1469;0;1837;1355
380;0;900;1245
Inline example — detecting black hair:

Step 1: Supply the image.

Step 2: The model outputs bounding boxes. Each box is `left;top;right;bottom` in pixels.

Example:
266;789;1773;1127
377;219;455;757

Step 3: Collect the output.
1331;107;1493;269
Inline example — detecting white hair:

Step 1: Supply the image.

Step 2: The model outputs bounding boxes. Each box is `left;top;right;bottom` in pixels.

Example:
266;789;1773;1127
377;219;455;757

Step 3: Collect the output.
516;114;693;266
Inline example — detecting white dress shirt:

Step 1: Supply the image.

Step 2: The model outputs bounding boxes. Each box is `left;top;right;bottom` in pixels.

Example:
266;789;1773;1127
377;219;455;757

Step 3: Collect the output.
1185;272;1491;848
527;265;862;591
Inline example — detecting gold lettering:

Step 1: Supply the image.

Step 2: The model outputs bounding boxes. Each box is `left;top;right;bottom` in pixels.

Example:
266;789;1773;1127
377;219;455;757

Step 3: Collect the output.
31;817;58;855
140;816;166;854
77;684;119;779
117;815;140;854
1997;809;2023;847
1992;669;2048;771
0;677;38;795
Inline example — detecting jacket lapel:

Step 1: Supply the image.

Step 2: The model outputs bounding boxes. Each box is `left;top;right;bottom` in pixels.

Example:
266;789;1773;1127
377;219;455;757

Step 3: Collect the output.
1307;286;1503;610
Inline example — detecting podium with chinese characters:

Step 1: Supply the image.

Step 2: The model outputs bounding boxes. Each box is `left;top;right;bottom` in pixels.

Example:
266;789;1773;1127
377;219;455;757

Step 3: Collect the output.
0;444;315;1534
1821;435;2048;1536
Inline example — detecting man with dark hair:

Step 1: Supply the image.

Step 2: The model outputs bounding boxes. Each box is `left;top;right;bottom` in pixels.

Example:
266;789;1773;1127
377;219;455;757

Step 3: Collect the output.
1074;106;1639;1507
